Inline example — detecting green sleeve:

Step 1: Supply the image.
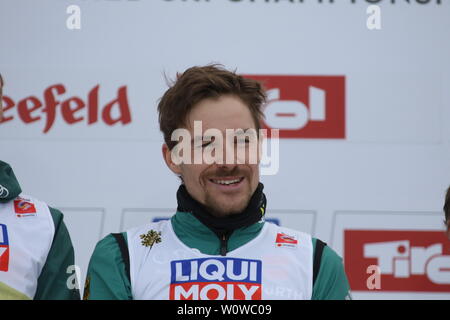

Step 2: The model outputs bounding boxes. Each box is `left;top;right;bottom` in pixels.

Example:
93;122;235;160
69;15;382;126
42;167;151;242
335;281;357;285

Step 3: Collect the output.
311;238;351;300
34;207;81;300
84;233;132;300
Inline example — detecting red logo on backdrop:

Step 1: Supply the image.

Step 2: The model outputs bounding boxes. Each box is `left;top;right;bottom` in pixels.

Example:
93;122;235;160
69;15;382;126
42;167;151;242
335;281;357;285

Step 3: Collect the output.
243;75;345;139
344;230;450;292
275;232;298;248
14;198;37;217
0;85;132;133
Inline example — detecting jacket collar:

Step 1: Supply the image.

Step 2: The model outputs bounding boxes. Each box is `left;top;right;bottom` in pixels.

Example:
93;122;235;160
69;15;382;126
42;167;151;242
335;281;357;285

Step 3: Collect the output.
176;182;266;238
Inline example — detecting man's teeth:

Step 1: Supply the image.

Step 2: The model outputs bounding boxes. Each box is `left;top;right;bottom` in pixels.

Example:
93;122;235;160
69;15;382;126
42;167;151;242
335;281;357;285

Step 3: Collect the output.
211;178;242;185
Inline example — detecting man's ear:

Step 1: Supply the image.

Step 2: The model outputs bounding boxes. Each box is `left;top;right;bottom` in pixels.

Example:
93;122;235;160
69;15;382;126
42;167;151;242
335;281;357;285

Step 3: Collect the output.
162;143;182;176
257;129;266;163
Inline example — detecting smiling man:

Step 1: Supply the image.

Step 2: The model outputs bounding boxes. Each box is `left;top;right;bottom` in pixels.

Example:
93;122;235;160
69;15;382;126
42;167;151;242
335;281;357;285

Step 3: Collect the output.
85;65;351;300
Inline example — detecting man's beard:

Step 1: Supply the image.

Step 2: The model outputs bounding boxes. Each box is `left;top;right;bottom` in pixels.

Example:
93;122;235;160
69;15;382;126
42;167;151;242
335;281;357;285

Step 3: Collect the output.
201;166;254;217
203;189;252;217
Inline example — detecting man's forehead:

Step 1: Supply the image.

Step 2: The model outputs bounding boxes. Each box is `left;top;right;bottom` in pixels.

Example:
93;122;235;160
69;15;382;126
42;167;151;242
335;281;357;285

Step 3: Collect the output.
185;119;257;134
186;103;256;130
190;127;255;139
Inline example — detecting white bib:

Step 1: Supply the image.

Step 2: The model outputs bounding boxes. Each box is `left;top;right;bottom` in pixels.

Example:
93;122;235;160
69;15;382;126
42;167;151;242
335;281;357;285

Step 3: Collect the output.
127;220;313;300
0;195;54;299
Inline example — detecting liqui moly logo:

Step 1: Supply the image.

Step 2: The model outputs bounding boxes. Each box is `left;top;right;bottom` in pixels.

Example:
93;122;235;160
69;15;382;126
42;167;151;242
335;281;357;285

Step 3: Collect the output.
170;258;262;300
0;224;9;272
345;230;450;292
243;75;345;139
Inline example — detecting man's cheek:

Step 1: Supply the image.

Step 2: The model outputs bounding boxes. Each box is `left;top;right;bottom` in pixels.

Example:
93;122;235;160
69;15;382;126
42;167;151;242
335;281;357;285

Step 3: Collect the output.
181;166;199;188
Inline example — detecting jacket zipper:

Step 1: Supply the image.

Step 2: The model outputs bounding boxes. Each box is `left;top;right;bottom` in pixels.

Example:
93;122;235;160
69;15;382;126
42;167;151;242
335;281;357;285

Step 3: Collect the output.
220;233;229;256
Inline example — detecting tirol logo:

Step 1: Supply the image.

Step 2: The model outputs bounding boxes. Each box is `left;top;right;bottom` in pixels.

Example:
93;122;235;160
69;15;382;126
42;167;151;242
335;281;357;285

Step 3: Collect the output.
0;84;132;133
170;258;262;300
243;75;345;139
344;230;450;292
0;224;9;272
14;198;37;217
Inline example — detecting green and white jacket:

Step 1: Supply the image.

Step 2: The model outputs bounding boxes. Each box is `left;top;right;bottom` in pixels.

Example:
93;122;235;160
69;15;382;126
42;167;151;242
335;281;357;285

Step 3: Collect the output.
0;160;80;300
85;212;351;300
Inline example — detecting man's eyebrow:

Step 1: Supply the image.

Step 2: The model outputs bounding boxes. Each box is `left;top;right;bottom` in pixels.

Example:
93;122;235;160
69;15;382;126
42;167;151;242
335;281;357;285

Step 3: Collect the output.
190;129;256;142
233;128;258;136
236;128;251;133
191;135;216;143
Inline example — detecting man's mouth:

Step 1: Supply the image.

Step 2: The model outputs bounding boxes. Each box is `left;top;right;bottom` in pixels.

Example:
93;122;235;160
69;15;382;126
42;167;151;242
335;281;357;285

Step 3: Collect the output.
209;177;245;186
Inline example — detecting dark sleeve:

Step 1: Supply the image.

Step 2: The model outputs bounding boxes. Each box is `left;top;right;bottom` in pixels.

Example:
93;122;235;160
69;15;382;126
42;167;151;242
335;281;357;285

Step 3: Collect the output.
34;207;81;300
84;233;132;300
311;238;352;300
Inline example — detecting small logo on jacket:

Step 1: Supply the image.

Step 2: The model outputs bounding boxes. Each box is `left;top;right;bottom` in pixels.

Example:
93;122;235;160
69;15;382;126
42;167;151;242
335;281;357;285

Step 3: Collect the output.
275;232;298;248
0;185;9;199
14;197;37;217
0;224;9;272
140;230;162;247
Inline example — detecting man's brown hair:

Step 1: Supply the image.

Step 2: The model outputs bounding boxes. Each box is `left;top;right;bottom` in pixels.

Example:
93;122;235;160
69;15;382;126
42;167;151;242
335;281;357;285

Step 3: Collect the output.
157;64;267;150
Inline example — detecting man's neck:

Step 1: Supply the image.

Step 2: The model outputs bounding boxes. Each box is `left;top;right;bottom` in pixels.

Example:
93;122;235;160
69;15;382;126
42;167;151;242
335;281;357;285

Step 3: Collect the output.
176;182;266;238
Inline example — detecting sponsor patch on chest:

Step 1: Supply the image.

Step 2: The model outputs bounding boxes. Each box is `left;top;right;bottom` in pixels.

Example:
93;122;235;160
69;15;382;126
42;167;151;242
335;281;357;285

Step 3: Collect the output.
275;232;298;248
14;197;37;217
169;257;262;300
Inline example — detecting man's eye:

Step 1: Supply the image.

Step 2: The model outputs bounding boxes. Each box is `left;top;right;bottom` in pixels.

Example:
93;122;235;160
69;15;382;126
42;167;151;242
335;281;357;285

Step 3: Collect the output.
235;137;250;144
200;136;217;148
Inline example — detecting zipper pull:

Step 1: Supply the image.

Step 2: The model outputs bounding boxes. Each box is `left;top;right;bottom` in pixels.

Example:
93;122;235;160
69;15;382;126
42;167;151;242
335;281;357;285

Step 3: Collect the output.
220;234;228;256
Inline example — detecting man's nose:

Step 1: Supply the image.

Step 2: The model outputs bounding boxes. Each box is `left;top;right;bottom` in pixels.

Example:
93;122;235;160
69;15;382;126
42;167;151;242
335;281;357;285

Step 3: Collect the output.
215;162;238;173
222;137;246;165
